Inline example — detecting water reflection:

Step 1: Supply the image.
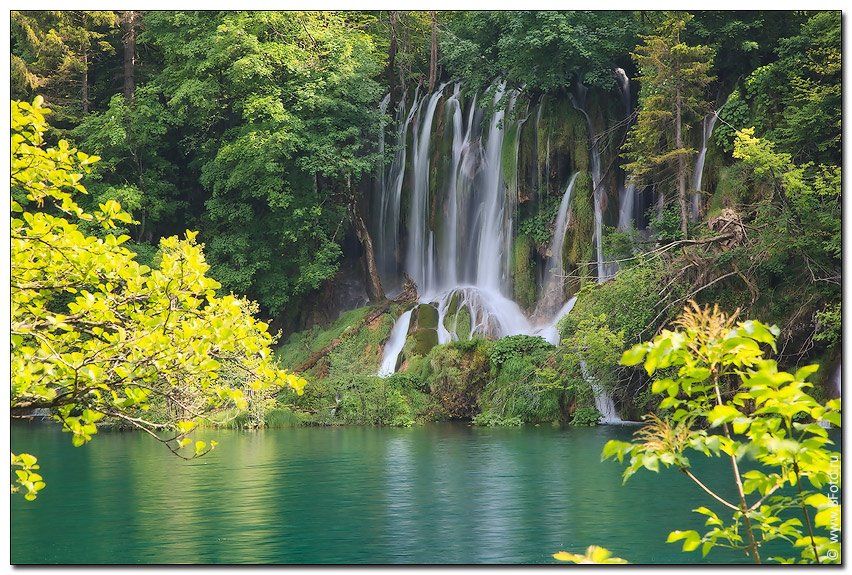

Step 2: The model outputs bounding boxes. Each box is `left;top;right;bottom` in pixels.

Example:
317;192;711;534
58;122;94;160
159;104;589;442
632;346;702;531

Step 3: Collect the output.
13;422;824;564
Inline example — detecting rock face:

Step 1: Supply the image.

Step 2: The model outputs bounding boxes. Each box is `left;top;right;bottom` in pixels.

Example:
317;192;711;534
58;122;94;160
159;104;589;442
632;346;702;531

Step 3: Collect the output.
405;303;439;357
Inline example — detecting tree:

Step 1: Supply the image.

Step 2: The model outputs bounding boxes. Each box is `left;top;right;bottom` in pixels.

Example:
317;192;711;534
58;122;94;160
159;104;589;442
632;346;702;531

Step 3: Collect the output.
11;98;306;499
121;11;139;100
622;13;714;237
743;11;840;165
604;302;840;564
140;11;385;319
428;11;438;91
11;11;118;122
440;11;643;92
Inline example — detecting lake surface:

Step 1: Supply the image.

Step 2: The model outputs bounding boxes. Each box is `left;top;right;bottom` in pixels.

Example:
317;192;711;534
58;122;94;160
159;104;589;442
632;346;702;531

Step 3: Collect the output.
10;422;821;564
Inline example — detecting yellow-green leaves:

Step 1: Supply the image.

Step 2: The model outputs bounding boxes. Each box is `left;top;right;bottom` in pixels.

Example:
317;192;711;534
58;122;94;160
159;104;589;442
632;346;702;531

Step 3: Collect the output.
553;546;628;564
667;530;701;552
11;99;309;491
707;404;743;427
11;452;45;501
609;302;841;563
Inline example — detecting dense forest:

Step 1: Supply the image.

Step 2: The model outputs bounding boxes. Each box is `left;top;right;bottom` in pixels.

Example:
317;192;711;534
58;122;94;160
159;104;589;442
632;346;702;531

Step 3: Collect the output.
13;9;839;419
10;10;842;564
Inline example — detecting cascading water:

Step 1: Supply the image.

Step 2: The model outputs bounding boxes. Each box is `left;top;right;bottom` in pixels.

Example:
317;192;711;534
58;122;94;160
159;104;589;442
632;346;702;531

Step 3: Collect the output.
375;89;420;292
690;111;719;220
581;361;623;424
614;68;636;231
373;82;625;422
378;309;413;377
535;173;578;319
407;85;446;294
570;83;616;283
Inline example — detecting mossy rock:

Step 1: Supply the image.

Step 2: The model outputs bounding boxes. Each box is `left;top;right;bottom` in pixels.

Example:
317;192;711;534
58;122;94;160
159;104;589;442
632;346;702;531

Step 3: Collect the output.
408;327;438;357
512;234;537;310
423;341;491;419
413;303;439;331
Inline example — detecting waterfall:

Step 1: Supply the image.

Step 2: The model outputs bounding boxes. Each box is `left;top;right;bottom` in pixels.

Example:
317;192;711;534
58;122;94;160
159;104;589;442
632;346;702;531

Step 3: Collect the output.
440;83;465;290
535;173;579;319
407;86;446;295
474;82;512;294
581;361;622;424
370;82;625;423
570;83;616;284
378;309;414;377
375;89;420;292
690;111;719;220
539;295;577;346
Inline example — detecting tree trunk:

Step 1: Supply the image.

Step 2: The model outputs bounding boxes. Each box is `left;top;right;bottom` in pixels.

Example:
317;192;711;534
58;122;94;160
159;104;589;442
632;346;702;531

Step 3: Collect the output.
81;46;89;115
387;11;399;104
122;11;138;101
294;301;392;374
428;11;438;92
349;196;385;303
674;88;688;239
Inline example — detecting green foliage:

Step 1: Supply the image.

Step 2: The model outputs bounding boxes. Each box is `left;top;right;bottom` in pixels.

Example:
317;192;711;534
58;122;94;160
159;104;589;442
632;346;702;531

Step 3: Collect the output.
11;11;118;124
422;340;492;419
72;91;181;240
570;406;603;427
560;258;663;346
649;201;686;243
11;453;45;501
813;303;840;348
11;98;306;496
518;196;560;246
512;235;537;309
472;411;523;427
441;12;643;91
623;14;715;184
479;355;563;425
742;12;840;165
263;407;305;428
712;90;749;153
607;303;841;564
602;226;638;265
338;375;430;427
488;335;553;368
473;335;564;425
733;128;840;263
276;306;376;369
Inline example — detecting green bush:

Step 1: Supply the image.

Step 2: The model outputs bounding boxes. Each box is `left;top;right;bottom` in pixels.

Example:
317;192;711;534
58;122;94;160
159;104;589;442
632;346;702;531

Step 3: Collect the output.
478;354;563;424
570;406;602;426
472;410;523;427
337;374;432;427
264;407;305;428
488;334;553;367
423;340;491;419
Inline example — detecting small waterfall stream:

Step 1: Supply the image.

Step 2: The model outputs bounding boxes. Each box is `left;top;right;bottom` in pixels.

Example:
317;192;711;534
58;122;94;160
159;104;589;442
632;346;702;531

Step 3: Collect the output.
535;173;578;319
378;309;413;377
614;68;635;231
690;111;719;220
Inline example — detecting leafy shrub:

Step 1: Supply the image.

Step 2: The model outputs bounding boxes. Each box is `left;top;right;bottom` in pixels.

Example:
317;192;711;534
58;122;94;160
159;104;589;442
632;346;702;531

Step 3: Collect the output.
570;406;602;426
472;410;523;427
264;407;305;428
479;355;562;424
488;334;553;368
423;340;491;419
338;375;431;427
608;303;841;564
